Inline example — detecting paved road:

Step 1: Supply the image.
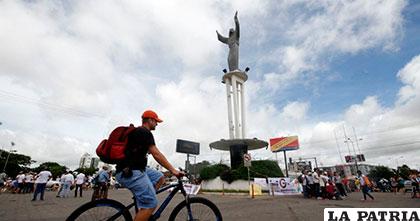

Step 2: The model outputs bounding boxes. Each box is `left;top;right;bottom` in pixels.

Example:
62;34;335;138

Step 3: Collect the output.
0;189;419;221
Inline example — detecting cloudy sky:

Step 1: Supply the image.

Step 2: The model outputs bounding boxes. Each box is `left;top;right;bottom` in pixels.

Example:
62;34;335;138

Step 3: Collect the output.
1;0;419;171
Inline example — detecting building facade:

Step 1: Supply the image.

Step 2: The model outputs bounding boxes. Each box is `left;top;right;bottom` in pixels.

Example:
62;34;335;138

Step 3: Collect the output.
79;153;100;169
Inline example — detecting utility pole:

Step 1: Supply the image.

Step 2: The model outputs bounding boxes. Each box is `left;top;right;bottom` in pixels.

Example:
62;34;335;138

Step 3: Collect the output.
334;129;344;164
352;127;362;154
2;142;16;173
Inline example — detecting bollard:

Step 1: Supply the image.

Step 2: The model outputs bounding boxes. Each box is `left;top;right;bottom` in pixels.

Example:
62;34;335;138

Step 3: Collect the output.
222;183;224;196
251;184;254;199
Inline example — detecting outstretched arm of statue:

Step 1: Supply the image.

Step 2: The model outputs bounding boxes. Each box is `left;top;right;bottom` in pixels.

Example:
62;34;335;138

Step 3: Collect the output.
216;30;228;43
234;11;240;39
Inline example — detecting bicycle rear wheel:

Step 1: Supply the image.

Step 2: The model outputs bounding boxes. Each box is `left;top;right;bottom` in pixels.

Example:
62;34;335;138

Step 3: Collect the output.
169;197;222;221
66;199;132;221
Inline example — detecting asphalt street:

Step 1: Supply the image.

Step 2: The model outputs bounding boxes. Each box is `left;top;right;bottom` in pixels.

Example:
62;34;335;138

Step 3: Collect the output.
0;189;419;221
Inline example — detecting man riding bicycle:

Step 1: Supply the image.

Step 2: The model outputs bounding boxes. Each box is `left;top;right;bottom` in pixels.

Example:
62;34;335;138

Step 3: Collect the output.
115;110;184;221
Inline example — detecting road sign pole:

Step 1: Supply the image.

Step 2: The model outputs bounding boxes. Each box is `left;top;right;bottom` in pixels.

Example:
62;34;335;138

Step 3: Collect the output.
283;150;288;177
248;167;250;186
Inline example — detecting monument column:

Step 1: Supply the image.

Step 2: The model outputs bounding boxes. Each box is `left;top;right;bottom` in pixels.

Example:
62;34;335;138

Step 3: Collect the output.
211;11;268;169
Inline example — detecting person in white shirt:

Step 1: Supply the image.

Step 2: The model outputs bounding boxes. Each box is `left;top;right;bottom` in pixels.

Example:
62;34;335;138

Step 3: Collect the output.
320;171;329;199
301;170;309;198
31;169;52;201
74;172;86;197
24;172;34;193
357;170;374;201
16;172;26;194
59;171;74;198
56;173;66;197
313;168;321;199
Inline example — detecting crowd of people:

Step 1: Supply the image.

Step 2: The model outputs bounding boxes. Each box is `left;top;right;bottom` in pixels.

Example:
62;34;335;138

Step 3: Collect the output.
0;165;116;202
298;168;420;200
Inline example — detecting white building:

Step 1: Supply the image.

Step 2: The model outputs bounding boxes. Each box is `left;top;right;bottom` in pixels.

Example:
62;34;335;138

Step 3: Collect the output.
79;153;100;169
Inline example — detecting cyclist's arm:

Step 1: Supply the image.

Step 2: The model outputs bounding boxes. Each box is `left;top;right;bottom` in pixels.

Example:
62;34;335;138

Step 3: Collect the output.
149;145;180;176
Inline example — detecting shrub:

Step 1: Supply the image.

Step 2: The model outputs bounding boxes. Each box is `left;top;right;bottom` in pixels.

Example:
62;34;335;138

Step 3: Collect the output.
199;160;283;183
199;164;230;180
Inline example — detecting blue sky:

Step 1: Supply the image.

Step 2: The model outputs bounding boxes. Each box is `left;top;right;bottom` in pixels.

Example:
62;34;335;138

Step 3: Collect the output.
0;0;419;170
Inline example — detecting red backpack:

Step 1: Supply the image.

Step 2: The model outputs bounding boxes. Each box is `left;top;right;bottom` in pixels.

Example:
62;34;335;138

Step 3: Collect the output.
96;124;136;164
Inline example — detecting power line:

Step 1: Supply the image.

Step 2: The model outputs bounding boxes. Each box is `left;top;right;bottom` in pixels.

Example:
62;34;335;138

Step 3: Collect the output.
0;89;105;118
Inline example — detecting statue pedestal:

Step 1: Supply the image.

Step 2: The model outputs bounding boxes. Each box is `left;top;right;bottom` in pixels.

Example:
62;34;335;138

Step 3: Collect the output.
222;70;248;84
210;139;268;169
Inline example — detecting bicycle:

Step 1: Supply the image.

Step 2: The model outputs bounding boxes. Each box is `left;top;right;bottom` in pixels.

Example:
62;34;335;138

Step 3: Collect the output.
66;169;222;221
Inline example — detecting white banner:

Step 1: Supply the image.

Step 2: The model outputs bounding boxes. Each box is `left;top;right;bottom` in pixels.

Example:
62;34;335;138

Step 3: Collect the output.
183;183;201;195
254;178;269;188
255;177;301;195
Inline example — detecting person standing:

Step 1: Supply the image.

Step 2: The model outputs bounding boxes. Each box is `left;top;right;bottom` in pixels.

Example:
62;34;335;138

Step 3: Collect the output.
31;169;52;201
56;173;66;197
74;172;86;197
97;166;110;199
116;110;184;221
313;168;321;199
390;177;398;194
307;172;314;198
301;170;310;198
410;174;419;198
357;170;374;201
333;172;347;197
59;171;74;198
23;172;34;193
320;171;329;199
16;172;25;194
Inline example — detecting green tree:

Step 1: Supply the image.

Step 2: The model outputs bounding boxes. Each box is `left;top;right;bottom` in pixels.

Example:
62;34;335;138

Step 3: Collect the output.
199;164;229;180
368;165;395;181
398;164;411;180
0;150;34;177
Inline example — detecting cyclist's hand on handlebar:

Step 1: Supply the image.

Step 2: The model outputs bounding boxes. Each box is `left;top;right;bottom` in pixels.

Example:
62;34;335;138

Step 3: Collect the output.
172;169;185;178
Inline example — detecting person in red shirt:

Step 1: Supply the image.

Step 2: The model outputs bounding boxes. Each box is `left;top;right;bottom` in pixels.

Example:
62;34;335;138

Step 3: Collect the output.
325;180;335;199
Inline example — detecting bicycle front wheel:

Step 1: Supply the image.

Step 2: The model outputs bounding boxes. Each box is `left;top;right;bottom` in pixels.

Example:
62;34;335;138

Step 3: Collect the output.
66;199;132;221
169;197;222;221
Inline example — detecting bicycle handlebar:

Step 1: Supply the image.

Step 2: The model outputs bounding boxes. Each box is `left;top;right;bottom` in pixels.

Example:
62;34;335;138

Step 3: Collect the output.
178;167;191;180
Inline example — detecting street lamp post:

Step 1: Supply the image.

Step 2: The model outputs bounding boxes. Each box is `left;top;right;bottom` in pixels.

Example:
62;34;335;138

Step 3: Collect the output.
2;142;16;173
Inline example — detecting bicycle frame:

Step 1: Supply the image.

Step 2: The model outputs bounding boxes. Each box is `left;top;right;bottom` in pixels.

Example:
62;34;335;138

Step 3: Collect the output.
109;179;191;221
150;179;190;221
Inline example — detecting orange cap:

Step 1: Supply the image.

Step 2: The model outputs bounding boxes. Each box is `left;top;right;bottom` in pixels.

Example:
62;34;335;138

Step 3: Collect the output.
142;110;163;123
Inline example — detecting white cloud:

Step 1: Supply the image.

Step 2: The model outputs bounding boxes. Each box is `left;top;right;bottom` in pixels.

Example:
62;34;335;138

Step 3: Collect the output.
261;0;406;90
344;96;384;128
397;55;420;105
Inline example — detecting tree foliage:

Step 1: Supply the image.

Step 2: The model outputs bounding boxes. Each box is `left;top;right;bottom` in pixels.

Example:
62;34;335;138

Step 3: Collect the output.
199;164;229;180
0;150;34;178
398;164;411;180
368;165;395;181
35;162;68;179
